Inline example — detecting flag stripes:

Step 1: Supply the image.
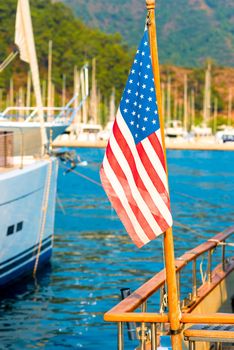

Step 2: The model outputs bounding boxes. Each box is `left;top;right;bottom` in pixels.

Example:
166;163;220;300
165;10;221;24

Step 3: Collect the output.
101;112;172;247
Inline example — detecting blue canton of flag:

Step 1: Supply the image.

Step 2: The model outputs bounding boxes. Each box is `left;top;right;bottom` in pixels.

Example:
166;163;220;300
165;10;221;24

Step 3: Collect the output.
120;30;159;144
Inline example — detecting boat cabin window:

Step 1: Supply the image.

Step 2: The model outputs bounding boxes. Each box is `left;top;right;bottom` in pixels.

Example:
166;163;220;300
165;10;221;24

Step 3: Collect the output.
7;225;15;236
16;221;23;232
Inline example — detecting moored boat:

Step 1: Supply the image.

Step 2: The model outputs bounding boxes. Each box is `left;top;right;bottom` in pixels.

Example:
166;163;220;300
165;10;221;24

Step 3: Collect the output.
0;139;58;286
0;0;87;287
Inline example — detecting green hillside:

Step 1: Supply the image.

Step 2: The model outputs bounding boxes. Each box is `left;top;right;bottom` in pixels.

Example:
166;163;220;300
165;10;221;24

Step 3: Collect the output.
0;0;132;102
60;0;234;67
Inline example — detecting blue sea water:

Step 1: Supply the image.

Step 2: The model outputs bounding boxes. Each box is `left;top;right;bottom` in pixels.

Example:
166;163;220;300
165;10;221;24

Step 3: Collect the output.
0;148;233;349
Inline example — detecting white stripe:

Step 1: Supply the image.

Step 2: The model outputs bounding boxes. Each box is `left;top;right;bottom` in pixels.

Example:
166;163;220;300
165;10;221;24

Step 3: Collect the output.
141;134;168;190
116;109;172;226
109;133;162;233
156;128;163;145
103;155;150;245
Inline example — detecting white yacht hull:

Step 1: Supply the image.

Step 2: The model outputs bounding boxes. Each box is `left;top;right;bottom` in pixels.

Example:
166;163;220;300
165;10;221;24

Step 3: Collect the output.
0;157;58;286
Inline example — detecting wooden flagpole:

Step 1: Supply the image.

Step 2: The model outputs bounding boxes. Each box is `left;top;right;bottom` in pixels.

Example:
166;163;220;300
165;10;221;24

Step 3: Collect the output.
145;1;182;348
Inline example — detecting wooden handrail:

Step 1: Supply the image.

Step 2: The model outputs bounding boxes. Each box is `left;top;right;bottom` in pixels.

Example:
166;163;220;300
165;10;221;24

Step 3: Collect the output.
104;312;169;323
104;227;234;320
104;312;234;324
182;313;234;324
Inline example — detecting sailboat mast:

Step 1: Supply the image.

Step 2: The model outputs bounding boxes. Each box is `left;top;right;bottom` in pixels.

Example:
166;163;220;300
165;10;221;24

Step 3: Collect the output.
146;1;182;348
15;0;47;149
47;40;53;117
183;74;188;131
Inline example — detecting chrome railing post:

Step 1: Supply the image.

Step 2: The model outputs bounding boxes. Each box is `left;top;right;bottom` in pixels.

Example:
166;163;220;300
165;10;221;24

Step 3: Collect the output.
118;322;124;350
208;250;212;283
192;259;197;299
151;323;157;350
222;240;226;271
140;302;147;350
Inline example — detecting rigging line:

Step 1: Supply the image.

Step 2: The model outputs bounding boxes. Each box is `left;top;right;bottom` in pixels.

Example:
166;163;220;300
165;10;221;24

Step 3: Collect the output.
60;164;102;187
174;190;234;209
0;51;19;73
173;220;200;235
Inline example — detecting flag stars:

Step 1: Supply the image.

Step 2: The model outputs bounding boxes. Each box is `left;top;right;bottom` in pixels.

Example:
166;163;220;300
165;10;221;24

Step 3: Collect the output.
119;31;160;143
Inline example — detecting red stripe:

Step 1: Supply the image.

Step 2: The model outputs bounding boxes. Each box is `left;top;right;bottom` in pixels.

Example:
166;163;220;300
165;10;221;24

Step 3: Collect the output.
136;141;170;210
148;132;166;171
113;121;170;229
105;144;160;241
100;166;145;248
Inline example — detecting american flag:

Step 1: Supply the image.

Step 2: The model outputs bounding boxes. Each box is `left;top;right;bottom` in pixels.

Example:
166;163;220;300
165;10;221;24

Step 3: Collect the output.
100;29;172;248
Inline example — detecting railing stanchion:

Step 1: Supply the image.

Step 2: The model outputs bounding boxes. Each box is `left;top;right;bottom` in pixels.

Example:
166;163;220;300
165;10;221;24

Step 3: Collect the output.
151;323;157;350
118;322;124;350
222;240;226;271
208;250;212;283
192;259;197;299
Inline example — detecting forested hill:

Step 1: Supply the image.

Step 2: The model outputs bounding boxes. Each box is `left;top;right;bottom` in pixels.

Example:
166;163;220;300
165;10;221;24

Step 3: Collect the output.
0;0;132;101
59;0;234;67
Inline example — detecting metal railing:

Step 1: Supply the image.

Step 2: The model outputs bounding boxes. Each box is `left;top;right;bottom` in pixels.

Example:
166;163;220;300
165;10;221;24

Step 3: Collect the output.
104;227;234;349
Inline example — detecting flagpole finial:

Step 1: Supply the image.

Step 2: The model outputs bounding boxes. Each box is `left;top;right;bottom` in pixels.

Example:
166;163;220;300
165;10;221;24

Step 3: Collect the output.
146;0;155;10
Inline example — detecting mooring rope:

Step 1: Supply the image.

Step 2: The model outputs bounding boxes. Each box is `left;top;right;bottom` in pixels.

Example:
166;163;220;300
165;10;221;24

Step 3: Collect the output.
208;239;234;247
60;163;102;187
33;158;53;277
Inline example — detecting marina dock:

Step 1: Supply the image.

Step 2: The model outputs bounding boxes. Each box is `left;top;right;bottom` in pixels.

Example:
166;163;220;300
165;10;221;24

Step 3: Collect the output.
53;138;234;151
